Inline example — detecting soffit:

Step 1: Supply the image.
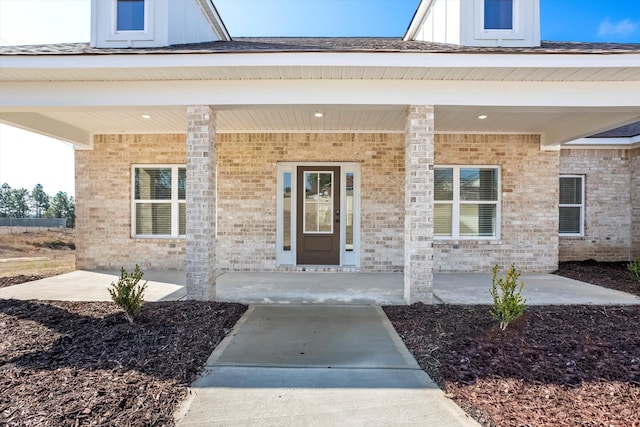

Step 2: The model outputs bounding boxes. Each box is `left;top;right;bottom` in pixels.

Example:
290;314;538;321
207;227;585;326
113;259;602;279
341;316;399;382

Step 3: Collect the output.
2;65;639;83
32;106;634;135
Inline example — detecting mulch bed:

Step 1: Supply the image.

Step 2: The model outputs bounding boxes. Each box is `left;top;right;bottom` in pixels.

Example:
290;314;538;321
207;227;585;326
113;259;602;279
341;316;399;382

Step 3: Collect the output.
0;300;247;426
554;260;640;297
384;304;640;426
0;275;45;289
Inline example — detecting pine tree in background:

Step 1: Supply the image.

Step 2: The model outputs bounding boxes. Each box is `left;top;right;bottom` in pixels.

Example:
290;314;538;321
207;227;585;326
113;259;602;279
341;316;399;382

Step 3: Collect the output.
9;188;30;218
47;191;75;223
31;183;50;218
0;184;11;217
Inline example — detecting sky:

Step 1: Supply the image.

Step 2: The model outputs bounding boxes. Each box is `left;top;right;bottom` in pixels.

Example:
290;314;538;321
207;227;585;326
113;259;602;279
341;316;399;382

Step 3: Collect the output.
0;0;639;196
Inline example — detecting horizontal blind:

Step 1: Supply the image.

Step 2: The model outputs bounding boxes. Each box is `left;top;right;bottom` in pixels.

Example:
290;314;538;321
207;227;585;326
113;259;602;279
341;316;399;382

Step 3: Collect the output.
559;177;582;204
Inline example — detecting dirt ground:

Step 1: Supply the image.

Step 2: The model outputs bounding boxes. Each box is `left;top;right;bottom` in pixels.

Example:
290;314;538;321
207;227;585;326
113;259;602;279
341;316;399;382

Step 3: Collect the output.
1;232;639;425
0;228;75;286
554;260;640;297
0;299;247;426
384;304;640;427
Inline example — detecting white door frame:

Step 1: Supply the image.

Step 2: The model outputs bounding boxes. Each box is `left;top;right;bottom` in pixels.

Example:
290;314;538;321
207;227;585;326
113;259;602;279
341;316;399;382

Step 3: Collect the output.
276;161;361;267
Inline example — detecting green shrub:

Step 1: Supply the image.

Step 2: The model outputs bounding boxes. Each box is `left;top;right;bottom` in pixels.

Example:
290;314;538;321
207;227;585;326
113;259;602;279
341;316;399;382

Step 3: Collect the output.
489;264;527;331
108;265;148;324
628;257;640;282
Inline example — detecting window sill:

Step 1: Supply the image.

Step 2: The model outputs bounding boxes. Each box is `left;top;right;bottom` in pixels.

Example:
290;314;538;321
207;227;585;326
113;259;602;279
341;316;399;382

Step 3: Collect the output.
132;236;186;240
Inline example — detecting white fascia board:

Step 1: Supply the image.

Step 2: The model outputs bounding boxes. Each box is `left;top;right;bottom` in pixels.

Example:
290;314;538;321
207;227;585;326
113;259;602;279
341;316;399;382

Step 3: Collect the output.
1;80;639;109
563;136;640;149
194;0;231;41
2;51;639;71
403;0;435;41
0;112;92;148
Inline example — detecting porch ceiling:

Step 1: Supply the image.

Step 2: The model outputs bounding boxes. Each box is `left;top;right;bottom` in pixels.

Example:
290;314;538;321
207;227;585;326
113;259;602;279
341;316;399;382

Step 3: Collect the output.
2;105;638;150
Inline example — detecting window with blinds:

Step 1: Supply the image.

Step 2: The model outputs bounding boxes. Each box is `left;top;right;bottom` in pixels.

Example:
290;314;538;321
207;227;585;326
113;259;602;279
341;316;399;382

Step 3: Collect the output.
434;166;500;239
133;166;186;237
559;175;584;236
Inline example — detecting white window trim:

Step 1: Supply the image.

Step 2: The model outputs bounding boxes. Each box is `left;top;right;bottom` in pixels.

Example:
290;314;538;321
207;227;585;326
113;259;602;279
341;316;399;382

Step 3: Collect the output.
434;165;501;241
276;162;360;267
131;164;185;239
559;175;585;237
110;0;154;41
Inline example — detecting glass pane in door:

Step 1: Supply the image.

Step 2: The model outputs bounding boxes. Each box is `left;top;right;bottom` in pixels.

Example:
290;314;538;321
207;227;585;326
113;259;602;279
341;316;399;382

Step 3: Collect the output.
304;172;333;233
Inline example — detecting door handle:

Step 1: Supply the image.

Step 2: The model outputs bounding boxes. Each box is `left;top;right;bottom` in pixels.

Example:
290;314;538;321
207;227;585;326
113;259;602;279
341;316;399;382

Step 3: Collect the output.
335;209;340;223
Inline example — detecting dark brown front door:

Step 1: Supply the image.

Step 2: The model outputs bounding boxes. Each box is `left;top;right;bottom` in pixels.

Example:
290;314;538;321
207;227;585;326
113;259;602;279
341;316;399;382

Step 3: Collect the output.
297;166;340;265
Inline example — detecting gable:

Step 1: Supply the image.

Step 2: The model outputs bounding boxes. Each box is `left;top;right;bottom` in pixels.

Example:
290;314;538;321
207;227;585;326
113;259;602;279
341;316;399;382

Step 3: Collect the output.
404;0;540;47
90;0;230;49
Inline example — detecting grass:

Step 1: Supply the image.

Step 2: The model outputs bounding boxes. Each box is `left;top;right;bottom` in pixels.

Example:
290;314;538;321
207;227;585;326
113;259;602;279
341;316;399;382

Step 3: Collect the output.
0;255;75;278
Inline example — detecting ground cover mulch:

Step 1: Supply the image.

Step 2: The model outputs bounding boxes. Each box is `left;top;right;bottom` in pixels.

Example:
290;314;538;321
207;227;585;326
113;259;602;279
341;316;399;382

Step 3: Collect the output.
0;299;247;426
555;260;640;297
384;304;640;426
0;275;45;288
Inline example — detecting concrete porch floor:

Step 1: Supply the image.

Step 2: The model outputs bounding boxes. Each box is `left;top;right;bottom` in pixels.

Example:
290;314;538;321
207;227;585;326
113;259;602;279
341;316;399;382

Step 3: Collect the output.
0;270;639;305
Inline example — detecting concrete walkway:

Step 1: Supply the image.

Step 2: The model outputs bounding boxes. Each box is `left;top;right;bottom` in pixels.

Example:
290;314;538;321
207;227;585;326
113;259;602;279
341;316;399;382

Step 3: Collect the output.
434;273;640;305
1;270;639;305
0;270;186;301
175;305;478;426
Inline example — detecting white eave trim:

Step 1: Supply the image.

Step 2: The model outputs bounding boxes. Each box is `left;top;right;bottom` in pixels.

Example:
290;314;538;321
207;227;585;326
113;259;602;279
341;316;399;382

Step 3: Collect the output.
2;51;640;71
195;0;231;41
403;0;434;41
563;135;640;150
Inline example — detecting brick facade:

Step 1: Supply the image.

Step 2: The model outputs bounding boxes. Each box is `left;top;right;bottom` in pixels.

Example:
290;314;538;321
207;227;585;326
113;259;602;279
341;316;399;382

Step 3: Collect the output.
76;131;566;277
559;149;633;262
216;132;406;272
433;134;559;272
75;134;186;270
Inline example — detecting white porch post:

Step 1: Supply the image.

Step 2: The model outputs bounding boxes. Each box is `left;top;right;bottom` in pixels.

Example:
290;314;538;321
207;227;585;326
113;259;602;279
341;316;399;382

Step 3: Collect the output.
186;105;217;300
404;105;434;304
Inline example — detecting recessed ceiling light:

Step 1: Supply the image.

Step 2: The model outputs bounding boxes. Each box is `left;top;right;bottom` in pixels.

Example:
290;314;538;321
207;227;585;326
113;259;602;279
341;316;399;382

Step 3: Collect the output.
477;114;488;120
314;112;324;118
141;114;152;119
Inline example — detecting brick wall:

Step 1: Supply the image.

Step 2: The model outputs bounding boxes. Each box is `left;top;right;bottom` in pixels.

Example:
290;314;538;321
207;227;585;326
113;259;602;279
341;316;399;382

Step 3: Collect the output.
75;134;186;270
559;149;632;261
631;147;640;258
216;133;406;272
433;134;559;272
77;132;564;273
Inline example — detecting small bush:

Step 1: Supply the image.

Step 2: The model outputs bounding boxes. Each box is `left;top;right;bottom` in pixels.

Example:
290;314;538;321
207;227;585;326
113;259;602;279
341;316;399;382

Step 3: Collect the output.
628;257;640;282
108;265;148;324
490;264;527;330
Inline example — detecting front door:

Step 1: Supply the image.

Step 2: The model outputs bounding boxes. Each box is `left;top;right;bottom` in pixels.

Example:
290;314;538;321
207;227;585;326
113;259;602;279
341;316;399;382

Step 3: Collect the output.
296;166;341;264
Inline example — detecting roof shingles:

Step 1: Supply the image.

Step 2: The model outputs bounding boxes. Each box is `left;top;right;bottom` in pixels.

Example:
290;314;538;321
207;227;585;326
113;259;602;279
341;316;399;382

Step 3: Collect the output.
2;38;640;56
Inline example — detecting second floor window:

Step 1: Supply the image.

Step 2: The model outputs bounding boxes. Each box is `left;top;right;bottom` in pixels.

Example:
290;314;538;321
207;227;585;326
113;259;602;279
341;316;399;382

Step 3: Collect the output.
117;0;145;31
484;0;513;30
